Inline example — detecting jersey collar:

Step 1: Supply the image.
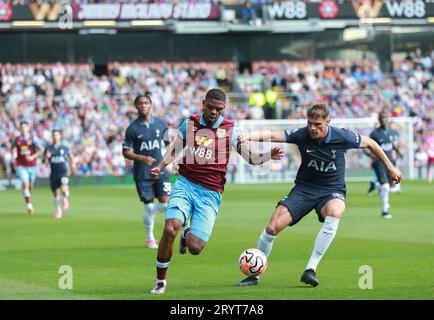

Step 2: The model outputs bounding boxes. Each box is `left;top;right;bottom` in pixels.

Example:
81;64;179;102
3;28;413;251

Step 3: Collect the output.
136;115;155;127
199;114;224;129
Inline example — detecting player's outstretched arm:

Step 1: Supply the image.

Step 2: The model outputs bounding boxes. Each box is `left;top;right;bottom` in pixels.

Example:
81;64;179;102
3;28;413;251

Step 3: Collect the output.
236;142;284;165
11;145;17;168
68;154;76;176
122;149;156;166
150;135;185;178
239;130;287;143
360;136;403;183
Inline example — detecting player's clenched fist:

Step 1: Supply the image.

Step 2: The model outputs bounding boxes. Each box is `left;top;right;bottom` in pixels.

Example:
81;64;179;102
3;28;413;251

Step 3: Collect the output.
388;166;403;184
150;167;160;179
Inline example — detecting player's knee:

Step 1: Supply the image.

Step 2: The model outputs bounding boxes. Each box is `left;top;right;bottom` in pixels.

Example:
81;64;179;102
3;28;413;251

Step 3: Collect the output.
265;225;280;236
163;220;182;240
187;245;203;255
187;236;206;255
323;206;344;219
324;211;342;219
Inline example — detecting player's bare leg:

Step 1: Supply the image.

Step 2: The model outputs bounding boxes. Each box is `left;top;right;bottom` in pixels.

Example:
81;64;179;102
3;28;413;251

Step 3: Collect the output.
178;221;190;254
238;205;292;286
186;234;206;255
151;218;182;294
53;189;62;219
301;198;345;287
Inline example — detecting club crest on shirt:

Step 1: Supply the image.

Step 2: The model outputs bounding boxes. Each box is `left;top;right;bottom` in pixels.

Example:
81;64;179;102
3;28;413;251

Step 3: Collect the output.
216;128;226;139
331;148;336;159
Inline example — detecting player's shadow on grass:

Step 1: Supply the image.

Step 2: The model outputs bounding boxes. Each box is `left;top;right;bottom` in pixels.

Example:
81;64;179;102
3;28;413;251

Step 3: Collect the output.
287;285;314;289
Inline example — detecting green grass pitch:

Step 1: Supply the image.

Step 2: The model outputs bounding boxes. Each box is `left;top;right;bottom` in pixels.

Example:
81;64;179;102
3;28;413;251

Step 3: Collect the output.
0;181;433;300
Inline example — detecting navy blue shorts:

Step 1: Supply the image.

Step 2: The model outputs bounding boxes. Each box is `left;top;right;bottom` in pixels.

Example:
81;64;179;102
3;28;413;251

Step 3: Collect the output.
135;177;171;203
373;161;393;185
278;185;346;226
50;175;69;193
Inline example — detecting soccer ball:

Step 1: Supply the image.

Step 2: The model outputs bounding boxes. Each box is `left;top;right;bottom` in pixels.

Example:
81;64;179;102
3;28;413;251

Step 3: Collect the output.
239;248;268;277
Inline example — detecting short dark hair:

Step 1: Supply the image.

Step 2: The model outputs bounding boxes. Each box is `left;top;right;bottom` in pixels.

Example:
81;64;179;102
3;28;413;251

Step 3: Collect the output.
134;93;152;106
52;129;61;134
205;88;226;102
307;103;329;119
379;109;389;118
19;120;29;126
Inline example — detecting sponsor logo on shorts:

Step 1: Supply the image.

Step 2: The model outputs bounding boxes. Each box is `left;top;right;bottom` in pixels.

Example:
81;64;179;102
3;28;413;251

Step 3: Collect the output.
332;193;345;201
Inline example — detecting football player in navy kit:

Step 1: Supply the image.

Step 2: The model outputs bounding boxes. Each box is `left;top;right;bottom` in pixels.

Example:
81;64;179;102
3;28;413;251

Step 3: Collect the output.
238;103;402;287
367;111;403;218
44;129;75;219
123;94;171;249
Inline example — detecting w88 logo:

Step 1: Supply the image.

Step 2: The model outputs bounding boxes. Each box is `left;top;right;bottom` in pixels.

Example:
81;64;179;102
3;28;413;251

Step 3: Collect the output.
187;146;213;160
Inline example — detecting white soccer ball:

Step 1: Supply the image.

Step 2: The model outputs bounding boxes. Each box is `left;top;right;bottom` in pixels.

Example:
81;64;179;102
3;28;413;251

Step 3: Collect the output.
239;248;268;277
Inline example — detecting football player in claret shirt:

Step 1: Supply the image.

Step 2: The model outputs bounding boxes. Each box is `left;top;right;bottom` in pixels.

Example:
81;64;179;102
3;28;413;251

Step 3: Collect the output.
44;129;75;219
12;121;44;214
123;94;171;249
149;88;284;294
237;103;402;288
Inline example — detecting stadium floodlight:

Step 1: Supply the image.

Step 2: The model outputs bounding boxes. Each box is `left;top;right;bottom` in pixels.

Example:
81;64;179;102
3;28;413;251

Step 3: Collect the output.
359;17;392;24
12;21;45;27
82;20;117;27
343;28;368;42
130;20;164;27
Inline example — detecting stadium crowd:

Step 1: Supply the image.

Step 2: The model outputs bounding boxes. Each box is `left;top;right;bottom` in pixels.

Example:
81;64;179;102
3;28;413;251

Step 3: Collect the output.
0;49;433;178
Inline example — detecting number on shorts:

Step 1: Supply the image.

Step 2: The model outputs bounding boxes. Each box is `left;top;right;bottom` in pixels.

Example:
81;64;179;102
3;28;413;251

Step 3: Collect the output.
163;182;171;193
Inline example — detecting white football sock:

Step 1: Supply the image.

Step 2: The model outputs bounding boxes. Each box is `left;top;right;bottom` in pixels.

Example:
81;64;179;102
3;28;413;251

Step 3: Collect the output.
306;216;340;272
53;196;61;211
374;181;380;189
379;183;390;213
143;203;156;241
257;229;276;257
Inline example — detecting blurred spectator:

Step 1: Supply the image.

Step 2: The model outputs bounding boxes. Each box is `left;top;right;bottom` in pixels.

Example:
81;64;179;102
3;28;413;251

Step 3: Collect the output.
241;0;258;25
